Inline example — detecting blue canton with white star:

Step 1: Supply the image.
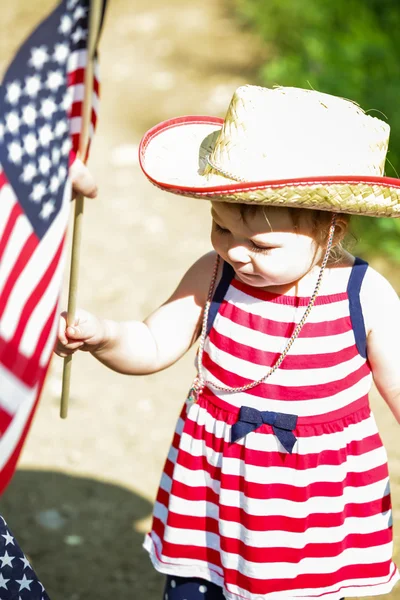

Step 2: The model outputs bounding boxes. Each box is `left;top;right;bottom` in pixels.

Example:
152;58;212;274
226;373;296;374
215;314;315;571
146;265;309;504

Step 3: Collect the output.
0;0;90;240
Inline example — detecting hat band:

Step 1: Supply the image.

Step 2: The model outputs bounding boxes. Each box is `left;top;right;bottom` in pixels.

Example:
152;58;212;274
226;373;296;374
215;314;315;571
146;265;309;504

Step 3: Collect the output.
206;156;246;183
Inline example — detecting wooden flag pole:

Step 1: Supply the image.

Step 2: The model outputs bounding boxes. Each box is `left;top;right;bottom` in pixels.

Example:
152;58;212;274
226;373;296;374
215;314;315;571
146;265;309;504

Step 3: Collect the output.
60;0;104;419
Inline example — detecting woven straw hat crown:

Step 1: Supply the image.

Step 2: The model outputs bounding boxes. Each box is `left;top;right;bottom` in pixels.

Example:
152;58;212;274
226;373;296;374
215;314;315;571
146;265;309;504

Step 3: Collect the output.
205;85;390;182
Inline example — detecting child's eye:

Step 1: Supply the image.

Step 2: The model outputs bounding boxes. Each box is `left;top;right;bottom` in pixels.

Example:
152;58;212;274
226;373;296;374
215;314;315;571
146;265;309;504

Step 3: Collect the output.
215;224;230;235
251;242;271;254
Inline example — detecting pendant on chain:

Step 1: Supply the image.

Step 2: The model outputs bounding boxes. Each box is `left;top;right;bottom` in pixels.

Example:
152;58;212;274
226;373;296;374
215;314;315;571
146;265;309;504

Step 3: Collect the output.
186;377;204;406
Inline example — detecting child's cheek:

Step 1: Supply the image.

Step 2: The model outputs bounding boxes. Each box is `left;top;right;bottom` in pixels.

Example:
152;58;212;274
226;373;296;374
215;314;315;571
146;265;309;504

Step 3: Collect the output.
210;232;219;252
255;255;277;277
256;251;291;281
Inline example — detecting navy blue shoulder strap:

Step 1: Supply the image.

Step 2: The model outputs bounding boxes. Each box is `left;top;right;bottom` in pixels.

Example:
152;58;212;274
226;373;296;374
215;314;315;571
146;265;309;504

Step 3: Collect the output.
347;257;369;359
206;260;235;336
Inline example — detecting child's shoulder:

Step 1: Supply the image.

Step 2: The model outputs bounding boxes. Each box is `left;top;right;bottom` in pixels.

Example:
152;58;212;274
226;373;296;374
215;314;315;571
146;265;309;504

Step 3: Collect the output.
175;250;220;301
188;250;225;288
361;263;398;298
359;262;400;334
189;250;218;273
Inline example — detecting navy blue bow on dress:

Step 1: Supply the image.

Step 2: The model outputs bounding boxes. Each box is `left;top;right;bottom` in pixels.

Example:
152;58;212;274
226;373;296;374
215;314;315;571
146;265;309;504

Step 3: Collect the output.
231;406;298;453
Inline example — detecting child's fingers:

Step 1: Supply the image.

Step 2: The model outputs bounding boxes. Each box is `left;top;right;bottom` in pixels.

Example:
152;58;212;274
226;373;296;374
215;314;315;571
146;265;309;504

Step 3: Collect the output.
54;339;84;357
65;323;92;341
56;311;89;356
58;309;92;342
66;325;81;338
58;312;69;345
64;340;85;350
70;158;98;199
58;311;86;340
56;308;101;357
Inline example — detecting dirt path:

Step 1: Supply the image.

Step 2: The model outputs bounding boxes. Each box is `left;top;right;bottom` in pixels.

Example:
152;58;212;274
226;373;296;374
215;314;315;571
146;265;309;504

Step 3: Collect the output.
2;2;400;599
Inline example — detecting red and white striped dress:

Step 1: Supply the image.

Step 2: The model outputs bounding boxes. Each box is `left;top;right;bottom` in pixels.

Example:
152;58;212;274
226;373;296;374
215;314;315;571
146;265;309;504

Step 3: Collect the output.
144;258;399;600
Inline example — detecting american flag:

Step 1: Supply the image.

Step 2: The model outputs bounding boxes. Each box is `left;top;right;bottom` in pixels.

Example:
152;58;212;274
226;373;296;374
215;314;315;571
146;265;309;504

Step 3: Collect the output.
0;517;50;599
0;0;105;494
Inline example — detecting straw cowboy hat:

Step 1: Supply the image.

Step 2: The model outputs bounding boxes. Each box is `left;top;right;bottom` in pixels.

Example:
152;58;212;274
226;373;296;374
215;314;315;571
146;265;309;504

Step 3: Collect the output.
139;85;400;217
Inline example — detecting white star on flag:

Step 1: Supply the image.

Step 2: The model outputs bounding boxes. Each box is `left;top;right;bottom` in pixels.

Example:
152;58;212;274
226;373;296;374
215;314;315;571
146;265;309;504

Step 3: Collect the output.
39;155;51;175
41;98;57;119
0;573;10;589
8;142;23;165
19;556;31;570
39;124;54;146
0;551;14;568
49;174;61;193
52;147;62;162
59;14;73;34
46;70;64;91
5;82;22;105
62;89;73;111
72;27;87;44
54;43;69;64
25;75;41;98
1;533;14;546
29;47;49;70
55;121;68;138
39;154;51;175
40;199;56;220
22;105;37;126
20;162;37;183
23;133;39;155
16;574;33;591
30;182;47;203
73;5;87;20
5;113;20;134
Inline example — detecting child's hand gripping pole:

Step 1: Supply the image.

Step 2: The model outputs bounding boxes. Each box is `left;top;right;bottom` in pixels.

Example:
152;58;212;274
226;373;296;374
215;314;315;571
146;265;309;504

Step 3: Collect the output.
60;0;104;419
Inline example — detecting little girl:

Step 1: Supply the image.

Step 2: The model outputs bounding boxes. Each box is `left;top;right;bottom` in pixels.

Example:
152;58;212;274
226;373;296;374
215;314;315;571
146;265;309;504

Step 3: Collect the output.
56;86;400;600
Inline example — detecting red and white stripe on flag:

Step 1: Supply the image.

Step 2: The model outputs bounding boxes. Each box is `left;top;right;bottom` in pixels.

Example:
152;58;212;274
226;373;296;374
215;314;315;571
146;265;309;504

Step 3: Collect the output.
0;171;69;492
69;50;100;161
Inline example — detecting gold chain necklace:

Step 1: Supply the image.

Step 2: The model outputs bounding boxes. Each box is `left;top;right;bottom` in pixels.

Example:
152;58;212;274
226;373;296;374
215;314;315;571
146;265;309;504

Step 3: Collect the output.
187;214;337;404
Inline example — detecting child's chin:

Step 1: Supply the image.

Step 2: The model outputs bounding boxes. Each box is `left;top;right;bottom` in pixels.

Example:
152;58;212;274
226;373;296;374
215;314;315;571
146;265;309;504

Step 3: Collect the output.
237;271;290;290
237;272;267;286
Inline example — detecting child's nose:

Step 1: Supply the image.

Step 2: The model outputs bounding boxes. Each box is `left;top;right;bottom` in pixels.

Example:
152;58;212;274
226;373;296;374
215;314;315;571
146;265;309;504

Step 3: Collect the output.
227;244;251;265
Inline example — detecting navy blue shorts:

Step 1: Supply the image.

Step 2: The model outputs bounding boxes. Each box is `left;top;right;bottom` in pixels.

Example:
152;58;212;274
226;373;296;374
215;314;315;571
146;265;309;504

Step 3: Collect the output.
163;575;345;600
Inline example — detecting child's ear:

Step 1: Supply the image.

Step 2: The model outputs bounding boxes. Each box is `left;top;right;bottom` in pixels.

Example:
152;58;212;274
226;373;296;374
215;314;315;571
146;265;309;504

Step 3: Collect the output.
333;215;350;245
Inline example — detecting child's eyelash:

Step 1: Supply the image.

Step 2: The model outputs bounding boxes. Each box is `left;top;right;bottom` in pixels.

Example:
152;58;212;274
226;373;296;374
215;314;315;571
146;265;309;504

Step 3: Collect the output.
251;243;270;254
215;224;270;253
215;224;230;234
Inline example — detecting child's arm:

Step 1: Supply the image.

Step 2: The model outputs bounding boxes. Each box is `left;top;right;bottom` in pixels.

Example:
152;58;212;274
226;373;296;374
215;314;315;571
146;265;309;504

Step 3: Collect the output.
363;267;400;423
56;251;219;375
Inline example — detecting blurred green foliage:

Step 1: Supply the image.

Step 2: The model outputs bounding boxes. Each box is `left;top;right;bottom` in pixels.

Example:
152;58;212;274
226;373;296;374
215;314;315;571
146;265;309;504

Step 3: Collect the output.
233;0;400;261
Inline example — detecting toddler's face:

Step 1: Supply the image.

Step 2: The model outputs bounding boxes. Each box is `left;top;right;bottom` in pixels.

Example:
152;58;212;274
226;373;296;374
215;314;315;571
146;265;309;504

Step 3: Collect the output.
210;202;322;290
